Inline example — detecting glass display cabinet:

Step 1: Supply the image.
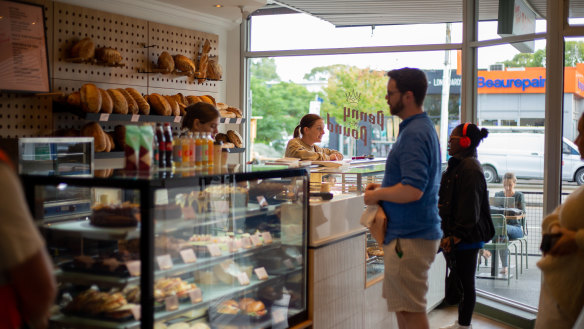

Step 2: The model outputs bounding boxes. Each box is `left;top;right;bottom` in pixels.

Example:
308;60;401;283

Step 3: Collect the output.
20;166;308;329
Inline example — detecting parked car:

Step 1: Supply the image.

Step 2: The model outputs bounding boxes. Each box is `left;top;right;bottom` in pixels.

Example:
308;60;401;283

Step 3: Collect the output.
477;132;584;185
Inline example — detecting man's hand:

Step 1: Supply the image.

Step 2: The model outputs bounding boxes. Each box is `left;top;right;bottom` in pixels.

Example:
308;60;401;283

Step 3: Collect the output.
364;188;379;205
440;236;461;253
365;183;380;191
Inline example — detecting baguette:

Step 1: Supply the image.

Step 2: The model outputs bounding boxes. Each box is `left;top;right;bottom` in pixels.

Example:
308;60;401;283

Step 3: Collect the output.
80;84;102;113
99;88;113;114
107;89;129;114
117;89;139;114
125;88;150;115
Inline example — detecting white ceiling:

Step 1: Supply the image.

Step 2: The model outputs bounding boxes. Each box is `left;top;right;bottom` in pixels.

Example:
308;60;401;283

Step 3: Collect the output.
267;0;584;27
158;0;267;23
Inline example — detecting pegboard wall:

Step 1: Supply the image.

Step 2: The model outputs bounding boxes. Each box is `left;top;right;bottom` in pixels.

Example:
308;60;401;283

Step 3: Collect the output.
0;1;222;139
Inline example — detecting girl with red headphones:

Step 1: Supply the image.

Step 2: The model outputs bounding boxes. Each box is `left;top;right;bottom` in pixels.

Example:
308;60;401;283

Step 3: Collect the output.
438;123;493;329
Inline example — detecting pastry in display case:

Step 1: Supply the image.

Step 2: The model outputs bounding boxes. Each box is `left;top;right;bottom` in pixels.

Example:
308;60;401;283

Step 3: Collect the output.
20;166;308;328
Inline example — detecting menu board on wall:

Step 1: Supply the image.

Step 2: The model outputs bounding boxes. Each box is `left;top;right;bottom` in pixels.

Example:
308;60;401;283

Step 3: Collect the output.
0;0;50;93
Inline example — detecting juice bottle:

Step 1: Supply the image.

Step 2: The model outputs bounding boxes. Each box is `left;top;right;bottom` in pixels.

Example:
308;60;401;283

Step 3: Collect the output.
172;132;182;169
207;133;214;167
156;124;165;169
189;132;196;168
152;129;159;169
194;132;202;168
201;132;209;167
163;123;173;168
182;132;191;167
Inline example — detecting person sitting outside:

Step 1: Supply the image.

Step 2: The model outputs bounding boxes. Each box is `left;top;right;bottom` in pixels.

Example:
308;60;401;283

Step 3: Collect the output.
285;114;343;161
494;172;526;275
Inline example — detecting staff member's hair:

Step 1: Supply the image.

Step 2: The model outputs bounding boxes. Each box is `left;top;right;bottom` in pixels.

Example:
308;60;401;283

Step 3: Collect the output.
294;114;322;138
181;102;220;130
503;172;517;182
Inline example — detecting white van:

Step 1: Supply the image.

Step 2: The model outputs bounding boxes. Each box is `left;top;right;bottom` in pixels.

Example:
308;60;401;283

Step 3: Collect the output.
477;133;584;185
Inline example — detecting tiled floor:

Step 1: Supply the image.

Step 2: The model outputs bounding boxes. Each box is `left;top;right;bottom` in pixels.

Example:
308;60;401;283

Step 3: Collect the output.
429;305;517;329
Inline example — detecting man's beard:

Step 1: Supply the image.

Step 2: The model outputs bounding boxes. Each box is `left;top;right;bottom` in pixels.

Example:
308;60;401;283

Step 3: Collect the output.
390;98;404;116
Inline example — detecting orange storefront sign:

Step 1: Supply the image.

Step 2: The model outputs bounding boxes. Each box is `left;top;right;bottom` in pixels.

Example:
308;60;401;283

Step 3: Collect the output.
476;64;584;97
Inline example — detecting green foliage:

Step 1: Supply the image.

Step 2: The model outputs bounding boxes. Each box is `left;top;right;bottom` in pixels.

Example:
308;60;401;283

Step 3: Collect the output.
250;58;280;81
502;41;584;68
250;74;315;151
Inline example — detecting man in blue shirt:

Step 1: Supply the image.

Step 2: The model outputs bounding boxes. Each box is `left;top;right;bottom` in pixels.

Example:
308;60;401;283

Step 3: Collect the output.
364;67;442;329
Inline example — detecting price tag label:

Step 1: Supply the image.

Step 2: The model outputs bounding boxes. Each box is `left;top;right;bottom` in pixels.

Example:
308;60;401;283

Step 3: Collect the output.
181;206;196;219
165;295;179;312
241;237;252;249
156;254;173;270
254;267;269;280
126;260;141;276
283;259;294;269
131;114;140;122
250;235;262;247
237;272;250;286
174;116;181;123
207;244;222;257
226;240;238;252
256;195;268;208
131;305;141;320
188;288;202;304
99;113;110;121
261;231;273;244
180;249;197;264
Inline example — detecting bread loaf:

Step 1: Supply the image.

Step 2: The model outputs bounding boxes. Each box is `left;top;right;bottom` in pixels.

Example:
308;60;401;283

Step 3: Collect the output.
125;88;150;115
99;88;113;114
214;133;230;144
219;110;236;118
96;47;122;65
206;58;222;80
175;93;187;106
67;91;81;107
117;89;139;114
80;84;102;113
70;37;95;60
197;40;211;83
81;122;107;152
216;102;228;111
173;55;195;75
186;95;202;105
107;89;129;114
226;107;242;118
199;95;216;106
164;95;180;116
148;93;171;116
157;51;174;73
227;130;243;148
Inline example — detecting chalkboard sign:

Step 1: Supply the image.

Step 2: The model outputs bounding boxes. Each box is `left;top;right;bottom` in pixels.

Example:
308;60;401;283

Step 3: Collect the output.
0;0;50;93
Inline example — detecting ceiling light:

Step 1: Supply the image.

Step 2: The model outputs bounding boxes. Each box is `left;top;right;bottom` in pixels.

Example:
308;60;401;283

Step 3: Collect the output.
214;4;223;8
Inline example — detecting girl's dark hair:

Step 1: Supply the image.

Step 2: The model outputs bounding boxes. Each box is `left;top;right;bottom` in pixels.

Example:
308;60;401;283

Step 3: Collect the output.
294;114;322;138
454;123;489;149
181;102;220;131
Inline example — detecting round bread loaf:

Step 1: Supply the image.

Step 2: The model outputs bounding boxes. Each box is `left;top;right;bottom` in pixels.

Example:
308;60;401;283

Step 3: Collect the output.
227;130;243;148
71;37;95;60
149;93;172;116
80;83;102;113
173;55;196;75
99;88;113;113
125;88;150;115
157;51;174;73
214;133;230;143
117;89;139;114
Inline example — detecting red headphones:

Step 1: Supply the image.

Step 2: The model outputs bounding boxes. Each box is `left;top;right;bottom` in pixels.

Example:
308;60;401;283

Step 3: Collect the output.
459;123;471;148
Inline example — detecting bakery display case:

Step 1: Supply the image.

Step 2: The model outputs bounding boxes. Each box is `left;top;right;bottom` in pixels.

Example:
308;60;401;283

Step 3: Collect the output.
21;165;308;329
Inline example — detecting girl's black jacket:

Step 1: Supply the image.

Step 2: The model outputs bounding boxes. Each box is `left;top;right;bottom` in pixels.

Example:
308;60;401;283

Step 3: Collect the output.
438;155;494;243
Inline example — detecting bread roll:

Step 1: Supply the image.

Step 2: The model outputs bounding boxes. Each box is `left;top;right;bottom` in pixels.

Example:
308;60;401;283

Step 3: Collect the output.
125;88;150;115
96;47;122;65
99;88;113;113
67;91;81;107
219;110;236;118
149;93;171;116
117;89;139;114
216;102;228;111
199;95;216;106
71;37;95;60
81;122;107;152
227;130;243;148
157;51;174;73
80;84;102;113
164;95;180;116
107;89;129;114
173;55;195;75
226;107;242;118
186;95;202;105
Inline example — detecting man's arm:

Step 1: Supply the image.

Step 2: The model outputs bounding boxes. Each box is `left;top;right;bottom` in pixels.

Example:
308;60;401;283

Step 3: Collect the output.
364;182;423;205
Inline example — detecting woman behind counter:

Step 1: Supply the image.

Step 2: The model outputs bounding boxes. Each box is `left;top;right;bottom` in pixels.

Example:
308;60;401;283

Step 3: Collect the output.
285;114;343;161
181;102;220;138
